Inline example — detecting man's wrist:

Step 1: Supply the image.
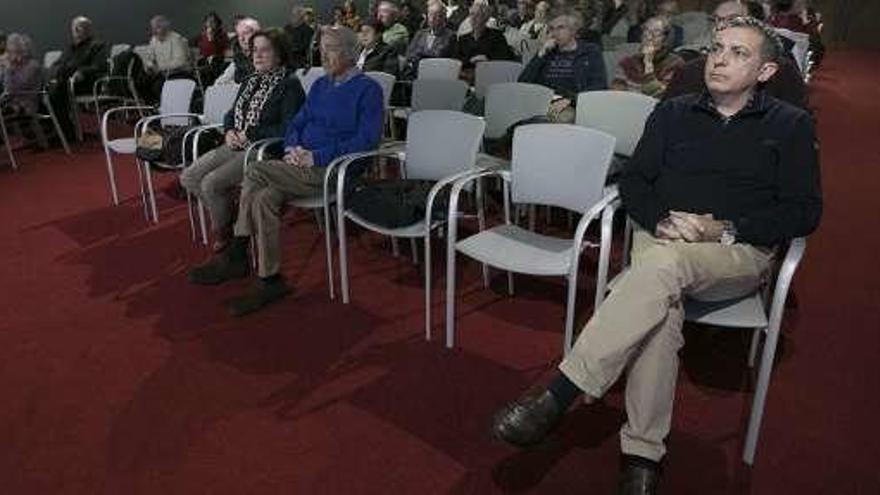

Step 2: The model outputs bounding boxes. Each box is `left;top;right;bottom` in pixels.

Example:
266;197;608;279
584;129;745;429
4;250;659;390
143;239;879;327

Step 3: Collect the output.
719;220;738;245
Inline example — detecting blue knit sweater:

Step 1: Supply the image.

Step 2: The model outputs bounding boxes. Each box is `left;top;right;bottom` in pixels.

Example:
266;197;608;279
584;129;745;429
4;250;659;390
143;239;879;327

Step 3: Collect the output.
283;72;384;167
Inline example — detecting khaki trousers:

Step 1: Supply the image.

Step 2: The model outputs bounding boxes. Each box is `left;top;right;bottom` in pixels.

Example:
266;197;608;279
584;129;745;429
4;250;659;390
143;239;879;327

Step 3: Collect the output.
179;145;246;235
233;160;325;278
559;228;774;461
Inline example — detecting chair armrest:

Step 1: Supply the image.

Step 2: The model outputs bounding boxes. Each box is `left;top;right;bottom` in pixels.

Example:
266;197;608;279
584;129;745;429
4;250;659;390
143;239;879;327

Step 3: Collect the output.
101;105;156;141
332;149;404;217
243;137;285;172
571;188;621;260
183;123;225;165
134;112;204;137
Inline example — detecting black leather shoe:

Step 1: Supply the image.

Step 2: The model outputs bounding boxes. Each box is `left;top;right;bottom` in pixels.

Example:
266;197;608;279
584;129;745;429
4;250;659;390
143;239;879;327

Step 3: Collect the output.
491;388;563;447
226;277;292;316
617;455;661;495
187;240;249;285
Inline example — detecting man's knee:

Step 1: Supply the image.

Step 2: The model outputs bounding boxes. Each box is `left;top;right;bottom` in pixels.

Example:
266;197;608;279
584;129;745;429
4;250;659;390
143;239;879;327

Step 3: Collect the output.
252;187;284;217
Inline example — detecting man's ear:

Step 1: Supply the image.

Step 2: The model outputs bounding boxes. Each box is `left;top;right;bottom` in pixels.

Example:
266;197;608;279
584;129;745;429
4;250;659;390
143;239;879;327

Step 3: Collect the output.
757;61;779;83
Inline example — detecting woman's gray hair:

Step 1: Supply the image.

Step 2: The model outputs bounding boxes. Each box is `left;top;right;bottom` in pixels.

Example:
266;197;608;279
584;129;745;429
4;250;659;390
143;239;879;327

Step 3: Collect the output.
5;33;34;58
321;26;359;62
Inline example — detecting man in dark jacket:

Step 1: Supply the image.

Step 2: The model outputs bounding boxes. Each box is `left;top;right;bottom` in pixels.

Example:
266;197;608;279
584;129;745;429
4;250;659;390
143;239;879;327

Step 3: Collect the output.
402;0;458;79
284;5;315;69
456;1;517;82
518;13;606;122
491;16;821;494
49;16;109;139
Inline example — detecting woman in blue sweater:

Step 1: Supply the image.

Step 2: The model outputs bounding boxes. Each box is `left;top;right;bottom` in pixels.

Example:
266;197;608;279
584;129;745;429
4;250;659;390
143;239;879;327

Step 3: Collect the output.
188;26;384;316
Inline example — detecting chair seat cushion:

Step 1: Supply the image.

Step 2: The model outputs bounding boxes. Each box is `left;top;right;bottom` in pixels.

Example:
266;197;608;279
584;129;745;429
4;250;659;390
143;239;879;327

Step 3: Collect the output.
108;138;136;154
684;294;768;328
456;224;574;276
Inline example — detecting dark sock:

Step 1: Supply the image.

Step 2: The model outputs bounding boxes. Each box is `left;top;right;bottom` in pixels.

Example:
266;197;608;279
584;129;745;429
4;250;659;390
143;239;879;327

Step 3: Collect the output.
622;454;661;471
547;373;581;410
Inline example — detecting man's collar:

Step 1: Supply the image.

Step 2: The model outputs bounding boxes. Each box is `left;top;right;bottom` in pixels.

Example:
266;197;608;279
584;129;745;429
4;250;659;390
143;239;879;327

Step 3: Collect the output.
693;89;770;119
331;66;360;85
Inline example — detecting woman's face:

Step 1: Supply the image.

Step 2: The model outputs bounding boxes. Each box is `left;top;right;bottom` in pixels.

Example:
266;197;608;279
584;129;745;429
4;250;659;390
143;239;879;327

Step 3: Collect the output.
252;36;279;72
358;25;379;48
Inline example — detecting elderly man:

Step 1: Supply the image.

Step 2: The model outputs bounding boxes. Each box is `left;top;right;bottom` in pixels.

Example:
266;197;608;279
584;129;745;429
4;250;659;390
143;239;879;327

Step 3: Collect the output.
187;27;384;316
492;16;821;494
456;0;516;78
377;1;410;54
215;17;261;85
48;16;109;139
143;15;192;102
403;1;458;79
663;3;808;110
284;6;315;69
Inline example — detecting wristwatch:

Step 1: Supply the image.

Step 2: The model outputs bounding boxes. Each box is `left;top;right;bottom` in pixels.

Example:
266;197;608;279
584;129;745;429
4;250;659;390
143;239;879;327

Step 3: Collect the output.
720;220;738;246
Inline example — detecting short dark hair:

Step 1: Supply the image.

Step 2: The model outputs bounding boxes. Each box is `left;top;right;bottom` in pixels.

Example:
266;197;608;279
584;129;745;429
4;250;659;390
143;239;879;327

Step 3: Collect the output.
250;29;291;67
716;15;783;62
361;20;386;35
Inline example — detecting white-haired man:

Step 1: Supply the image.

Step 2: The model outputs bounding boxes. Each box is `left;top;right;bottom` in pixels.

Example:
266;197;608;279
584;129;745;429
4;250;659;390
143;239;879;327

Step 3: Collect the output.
492;16;821;494
144;15;191;102
377;1;410;53
215;17;261;85
403;1;458;78
187;27;384;316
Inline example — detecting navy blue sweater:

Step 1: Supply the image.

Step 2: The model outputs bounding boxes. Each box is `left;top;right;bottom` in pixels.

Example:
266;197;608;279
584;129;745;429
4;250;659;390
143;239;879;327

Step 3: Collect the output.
283;72;384;167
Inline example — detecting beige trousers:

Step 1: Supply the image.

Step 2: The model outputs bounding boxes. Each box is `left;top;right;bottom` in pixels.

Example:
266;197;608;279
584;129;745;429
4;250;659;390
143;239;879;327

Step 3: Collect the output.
233;160;325;278
559;228;774;461
179;145;246;235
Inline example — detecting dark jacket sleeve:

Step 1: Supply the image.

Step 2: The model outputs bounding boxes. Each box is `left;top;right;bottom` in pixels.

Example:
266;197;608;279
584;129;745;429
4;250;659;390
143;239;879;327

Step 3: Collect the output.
247;75;306;141
518;52;548;85
574;44;607;95
79;40;110;80
619;103;670;233
734;112;822;245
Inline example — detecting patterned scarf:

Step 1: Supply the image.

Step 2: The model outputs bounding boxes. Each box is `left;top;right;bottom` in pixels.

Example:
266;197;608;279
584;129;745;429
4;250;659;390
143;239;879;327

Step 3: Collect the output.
233;68;286;139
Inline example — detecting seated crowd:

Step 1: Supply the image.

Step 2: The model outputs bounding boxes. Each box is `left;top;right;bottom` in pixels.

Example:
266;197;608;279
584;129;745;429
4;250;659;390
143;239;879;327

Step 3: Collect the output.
1;2;825;494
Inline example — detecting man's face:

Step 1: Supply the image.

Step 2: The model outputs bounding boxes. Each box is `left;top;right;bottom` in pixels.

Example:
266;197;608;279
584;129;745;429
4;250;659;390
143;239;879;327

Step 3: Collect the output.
151;20;169;39
427;5;445;29
71;20;89;43
358;25;379;47
321;34;352;77
705;27;778;97
470;6;490;27
377;5;395;26
237;22;257;51
549;18;574;46
712;1;747;23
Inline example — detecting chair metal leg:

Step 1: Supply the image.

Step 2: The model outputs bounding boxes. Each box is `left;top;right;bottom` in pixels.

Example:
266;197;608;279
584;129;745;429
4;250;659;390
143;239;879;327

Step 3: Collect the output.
391;237;400;257
186;192;197;242
197;198;209;245
143;165;159;223
563;273;578;355
313;208;324;233
476;180;489;288
134;158;149;220
410;238;419;265
594;205;615;310
0;115;17;170
45;95;71;155
338;209;351;304
424;232;433;341
748;327;763;368
444;221;459;349
743;323;782;465
324;203;336;300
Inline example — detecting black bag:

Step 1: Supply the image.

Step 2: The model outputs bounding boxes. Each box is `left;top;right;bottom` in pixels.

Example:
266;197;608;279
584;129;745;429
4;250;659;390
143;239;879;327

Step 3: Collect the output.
135;125;191;167
346;179;449;229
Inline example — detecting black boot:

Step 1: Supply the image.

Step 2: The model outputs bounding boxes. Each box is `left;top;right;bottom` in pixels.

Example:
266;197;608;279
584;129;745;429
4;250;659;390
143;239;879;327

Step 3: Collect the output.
226;275;292;316
491;388;564;447
617;455;661;495
187;237;250;285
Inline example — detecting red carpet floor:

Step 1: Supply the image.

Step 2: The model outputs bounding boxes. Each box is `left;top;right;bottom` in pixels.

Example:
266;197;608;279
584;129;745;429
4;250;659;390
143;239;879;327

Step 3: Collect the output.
1;51;879;494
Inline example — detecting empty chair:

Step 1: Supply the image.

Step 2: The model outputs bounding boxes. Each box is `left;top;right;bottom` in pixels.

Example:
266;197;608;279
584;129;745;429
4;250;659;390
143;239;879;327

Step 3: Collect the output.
444;124;618;352
101;79;197;219
296;67;326;94
483;82;553;140
334;110;487;338
474;60;523;99
417;58;462;80
365;71;396;138
0;87;71;170
576;90;657;159
411;78;469;111
42;50;63;70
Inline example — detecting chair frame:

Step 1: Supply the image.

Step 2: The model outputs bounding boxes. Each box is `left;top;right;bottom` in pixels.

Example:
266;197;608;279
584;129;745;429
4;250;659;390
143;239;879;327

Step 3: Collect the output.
0;89;72;170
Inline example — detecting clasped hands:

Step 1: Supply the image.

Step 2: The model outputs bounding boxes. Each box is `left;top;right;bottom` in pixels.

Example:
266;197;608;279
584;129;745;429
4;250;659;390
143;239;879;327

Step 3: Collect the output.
282;146;315;168
224;130;248;150
655;211;726;243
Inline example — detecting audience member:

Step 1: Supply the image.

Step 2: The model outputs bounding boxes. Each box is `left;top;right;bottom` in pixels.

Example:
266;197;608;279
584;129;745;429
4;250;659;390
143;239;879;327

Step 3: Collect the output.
187;26;384;316
611;15;684;97
400;1;425;35
508;0;535;29
356;21;400;76
457;0;517;79
144;15;192;97
767;0;810;33
403;1;458;79
0;32;8;83
194;12;228;86
377;1;411;54
342;0;363;31
628;1;684;48
520;0;550;40
446;0;471;30
180;30;305;253
518;13;606;122
215;17;261;84
1;33;42;118
48;16;109;139
331;6;347;28
492;16;822;494
285;6;315;70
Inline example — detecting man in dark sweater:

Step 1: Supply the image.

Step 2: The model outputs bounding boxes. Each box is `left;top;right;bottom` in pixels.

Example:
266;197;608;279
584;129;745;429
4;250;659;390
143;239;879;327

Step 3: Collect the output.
187;26;383;316
284;5;315;70
491;16;821;495
48;16;109;139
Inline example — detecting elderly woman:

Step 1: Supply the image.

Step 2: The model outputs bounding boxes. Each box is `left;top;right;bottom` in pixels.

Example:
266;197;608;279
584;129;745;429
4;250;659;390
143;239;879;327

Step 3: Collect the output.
611;15;684;98
1;34;42;118
518;14;606;122
356;21;399;76
180;30;305;252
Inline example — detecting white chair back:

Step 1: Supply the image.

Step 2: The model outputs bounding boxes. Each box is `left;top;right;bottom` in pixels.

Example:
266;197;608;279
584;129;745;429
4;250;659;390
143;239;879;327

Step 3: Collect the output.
296;67;326;94
511;124;615;213
365;71;396;109
775;28;810;74
417;58;462;80
110;44;131;58
602;42;640;86
132;44;152;65
404;110;485;181
43;50;62;70
158;79;197;126
411;79;469;111
483;82;553;140
674;11;712;46
474;60;524;99
575;90;657;157
202;84;240;124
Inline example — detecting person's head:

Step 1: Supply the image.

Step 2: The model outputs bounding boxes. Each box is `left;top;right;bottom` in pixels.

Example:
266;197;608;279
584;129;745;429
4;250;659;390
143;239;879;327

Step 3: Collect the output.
534;1;550;22
320;26;358;76
333;6;345;23
343;0;358;16
705;16;781;98
656;0;679;18
772;0;794;14
303;7;316;26
640;16;672;52
469;1;492;29
358;21;384;48
70;16;93;44
712;0;747;23
250;30;289;72
0;32;7;55
150;15;171;40
5;33;34;66
203;12;223;34
548;14;581;48
517;0;535;17
427;1;447;30
377;1;400;27
401;1;415;18
289;6;307;26
236;17;261;52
